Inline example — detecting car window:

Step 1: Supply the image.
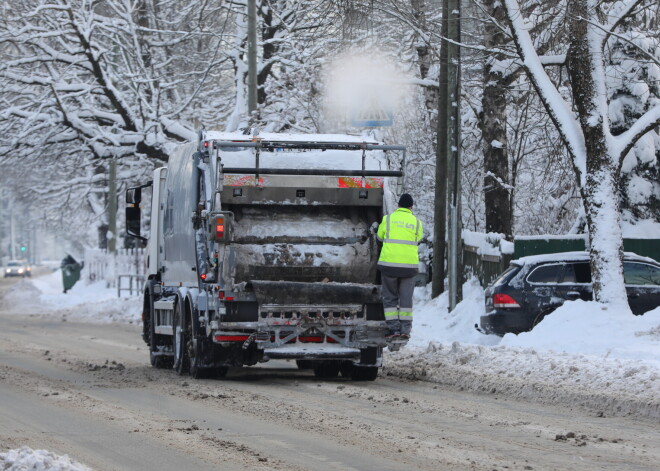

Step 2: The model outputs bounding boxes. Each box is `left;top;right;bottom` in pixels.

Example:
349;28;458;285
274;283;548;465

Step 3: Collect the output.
7;262;19;267
623;262;660;286
492;265;520;287
562;262;591;283
527;264;563;284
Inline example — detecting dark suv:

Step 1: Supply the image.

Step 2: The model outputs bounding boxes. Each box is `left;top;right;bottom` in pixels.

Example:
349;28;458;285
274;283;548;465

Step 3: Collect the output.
479;252;660;336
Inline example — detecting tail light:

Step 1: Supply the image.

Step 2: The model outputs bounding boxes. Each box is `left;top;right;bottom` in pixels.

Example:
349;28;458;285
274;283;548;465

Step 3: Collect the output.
215;217;225;239
493;293;520;308
208;211;233;242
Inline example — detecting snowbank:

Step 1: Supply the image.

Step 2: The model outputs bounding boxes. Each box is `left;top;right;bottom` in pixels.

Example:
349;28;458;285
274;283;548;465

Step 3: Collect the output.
0;269;141;324
501;301;660;366
385;278;660;419
0;447;92;471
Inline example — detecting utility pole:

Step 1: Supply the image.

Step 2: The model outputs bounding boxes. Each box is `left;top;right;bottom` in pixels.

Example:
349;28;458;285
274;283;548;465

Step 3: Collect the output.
247;0;258;115
108;157;117;254
447;0;462;311
432;0;449;298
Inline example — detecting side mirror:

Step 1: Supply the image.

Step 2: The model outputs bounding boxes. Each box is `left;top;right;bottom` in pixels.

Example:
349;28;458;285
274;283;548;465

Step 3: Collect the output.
126;206;146;241
126;187;141;205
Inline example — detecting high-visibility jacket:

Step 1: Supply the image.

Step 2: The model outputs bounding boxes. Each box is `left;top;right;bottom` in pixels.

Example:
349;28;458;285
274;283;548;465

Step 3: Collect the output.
376;208;423;269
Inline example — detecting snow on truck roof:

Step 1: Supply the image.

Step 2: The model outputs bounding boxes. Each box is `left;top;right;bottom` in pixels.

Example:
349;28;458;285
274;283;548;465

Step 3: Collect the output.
204;132;392;172
511;251;658;267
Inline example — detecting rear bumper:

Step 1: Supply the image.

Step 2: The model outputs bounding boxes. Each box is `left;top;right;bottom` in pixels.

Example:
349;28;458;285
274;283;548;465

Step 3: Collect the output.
264;344;362;360
479;311;534;336
210;318;400;356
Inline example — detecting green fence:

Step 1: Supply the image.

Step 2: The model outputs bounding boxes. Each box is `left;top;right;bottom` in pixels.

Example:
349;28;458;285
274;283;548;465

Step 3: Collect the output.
514;236;660;262
463;244;512;288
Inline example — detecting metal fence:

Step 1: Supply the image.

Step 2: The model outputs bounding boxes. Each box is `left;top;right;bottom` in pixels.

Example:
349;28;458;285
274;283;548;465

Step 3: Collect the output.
84;248;146;296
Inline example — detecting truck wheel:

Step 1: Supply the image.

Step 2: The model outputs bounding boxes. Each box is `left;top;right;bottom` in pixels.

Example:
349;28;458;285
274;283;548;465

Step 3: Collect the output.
313;362;340;379
172;303;189;375
350;366;378;381
212;366;229;378
339;361;353;378
188;316;209;379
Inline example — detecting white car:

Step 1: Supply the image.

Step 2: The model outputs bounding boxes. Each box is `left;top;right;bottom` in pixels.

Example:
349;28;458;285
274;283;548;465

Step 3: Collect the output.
4;260;31;278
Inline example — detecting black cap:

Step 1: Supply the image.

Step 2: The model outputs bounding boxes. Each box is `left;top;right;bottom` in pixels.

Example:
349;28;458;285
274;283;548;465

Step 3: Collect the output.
398;193;414;208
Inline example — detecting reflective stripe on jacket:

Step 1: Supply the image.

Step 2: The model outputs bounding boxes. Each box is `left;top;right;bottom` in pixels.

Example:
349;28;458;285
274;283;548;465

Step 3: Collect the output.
376;208;423;269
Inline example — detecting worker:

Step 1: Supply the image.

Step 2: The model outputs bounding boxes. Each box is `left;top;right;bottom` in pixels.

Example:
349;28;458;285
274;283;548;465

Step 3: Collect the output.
376;193;423;340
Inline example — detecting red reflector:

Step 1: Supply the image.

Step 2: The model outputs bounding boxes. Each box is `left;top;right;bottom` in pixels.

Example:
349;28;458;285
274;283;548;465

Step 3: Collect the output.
226;296;234;301
214;335;249;342
203;141;210;148
299;336;323;343
493;293;520;308
200;273;207;280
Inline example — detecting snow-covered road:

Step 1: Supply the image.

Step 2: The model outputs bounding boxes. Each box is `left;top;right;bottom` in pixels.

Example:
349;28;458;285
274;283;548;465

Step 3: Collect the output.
1;271;659;470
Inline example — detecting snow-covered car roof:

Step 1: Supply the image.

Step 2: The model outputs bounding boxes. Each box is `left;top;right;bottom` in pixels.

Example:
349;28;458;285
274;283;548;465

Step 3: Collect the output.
510;251;659;267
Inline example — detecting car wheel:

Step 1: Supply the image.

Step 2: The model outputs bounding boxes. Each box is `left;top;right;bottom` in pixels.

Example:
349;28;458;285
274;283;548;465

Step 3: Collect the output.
532;308;555;329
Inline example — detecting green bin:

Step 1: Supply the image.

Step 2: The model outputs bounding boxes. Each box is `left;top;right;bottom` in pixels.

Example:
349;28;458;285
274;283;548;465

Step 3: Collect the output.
61;255;82;293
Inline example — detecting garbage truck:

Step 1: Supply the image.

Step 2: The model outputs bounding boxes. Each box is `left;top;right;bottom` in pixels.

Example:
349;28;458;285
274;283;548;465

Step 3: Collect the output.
126;131;408;380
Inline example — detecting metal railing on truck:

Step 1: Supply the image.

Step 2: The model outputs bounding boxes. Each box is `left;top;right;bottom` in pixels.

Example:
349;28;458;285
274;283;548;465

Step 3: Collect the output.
212;140;406;180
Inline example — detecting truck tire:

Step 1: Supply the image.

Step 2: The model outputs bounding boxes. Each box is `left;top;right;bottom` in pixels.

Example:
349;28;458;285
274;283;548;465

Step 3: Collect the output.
313;361;340;379
212;366;229;378
187;308;212;380
172;303;189;375
146;292;173;369
339;361;353;378
350;366;378;381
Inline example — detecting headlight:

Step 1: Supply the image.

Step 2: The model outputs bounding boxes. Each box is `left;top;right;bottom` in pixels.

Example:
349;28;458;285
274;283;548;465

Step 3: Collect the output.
18;269;24;274
5;269;9;273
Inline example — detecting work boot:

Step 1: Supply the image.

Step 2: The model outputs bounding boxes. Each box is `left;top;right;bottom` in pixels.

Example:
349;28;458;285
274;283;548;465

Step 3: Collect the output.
399;333;410;340
385;332;401;340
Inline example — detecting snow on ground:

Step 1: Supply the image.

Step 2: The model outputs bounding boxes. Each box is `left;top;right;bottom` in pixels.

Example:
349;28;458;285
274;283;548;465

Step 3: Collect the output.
385;278;660;419
0;268;141;324
0;447;92;471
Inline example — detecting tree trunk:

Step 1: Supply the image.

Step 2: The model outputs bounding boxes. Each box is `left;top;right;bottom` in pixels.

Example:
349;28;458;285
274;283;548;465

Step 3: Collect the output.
431;0;448;298
411;0;439;152
481;0;512;237
566;0;628;306
258;0;276;106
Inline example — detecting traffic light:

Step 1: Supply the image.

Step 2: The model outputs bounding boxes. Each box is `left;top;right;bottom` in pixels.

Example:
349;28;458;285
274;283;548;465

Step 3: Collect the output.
20;246;26;252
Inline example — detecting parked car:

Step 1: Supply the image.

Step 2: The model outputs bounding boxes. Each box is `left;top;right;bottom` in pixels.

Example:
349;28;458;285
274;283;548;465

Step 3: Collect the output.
4;260;31;278
479;252;660;336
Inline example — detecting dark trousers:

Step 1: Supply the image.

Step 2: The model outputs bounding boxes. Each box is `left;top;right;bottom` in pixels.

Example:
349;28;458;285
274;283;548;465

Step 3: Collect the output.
381;273;415;335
